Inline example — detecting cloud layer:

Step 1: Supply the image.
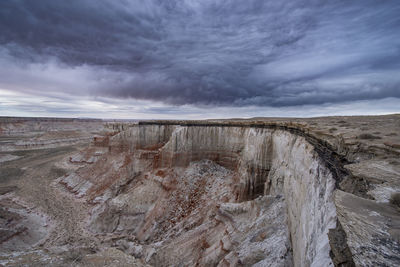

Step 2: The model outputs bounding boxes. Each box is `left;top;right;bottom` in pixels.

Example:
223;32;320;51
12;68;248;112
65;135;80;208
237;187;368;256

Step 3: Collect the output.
0;0;400;111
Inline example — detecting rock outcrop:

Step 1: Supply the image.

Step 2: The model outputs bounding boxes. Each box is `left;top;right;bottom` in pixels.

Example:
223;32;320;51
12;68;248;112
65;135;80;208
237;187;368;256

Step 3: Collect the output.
0;117;107;151
2;115;400;266
60;121;361;266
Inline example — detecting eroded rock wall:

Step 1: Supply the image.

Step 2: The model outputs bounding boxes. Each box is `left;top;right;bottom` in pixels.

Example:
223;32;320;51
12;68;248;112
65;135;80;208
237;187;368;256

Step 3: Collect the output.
268;131;337;267
114;124;338;266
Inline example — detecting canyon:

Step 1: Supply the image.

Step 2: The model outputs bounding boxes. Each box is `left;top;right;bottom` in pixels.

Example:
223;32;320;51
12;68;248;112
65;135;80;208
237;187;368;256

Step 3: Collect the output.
0;115;399;266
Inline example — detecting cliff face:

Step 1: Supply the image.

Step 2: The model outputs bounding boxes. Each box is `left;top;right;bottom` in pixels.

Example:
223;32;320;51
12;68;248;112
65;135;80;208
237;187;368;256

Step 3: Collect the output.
78;123;340;266
52;118;400;266
3;116;400;266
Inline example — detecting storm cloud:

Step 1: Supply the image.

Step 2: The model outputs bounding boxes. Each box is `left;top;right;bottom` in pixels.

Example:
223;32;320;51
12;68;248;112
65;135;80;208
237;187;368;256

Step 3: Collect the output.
0;0;400;109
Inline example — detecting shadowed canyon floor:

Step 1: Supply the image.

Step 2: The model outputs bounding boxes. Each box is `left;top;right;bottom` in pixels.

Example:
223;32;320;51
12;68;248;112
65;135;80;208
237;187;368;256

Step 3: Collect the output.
0;115;399;266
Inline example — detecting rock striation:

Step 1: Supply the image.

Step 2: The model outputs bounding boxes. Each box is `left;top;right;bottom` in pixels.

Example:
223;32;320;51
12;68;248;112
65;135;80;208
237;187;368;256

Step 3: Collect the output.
60;121;365;266
2;115;400;266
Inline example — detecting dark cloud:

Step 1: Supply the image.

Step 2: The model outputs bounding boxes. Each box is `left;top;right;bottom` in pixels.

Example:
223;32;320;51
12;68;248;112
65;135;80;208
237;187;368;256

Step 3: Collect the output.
0;0;399;107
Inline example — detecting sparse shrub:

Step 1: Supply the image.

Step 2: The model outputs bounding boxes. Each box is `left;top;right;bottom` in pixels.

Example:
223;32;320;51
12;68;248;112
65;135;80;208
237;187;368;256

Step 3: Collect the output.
386;132;398;136
329;127;338;133
390;193;400;208
357;133;381;140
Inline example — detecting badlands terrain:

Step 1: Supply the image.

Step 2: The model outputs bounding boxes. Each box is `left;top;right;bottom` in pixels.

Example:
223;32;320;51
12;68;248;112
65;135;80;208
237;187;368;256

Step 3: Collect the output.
0;115;399;266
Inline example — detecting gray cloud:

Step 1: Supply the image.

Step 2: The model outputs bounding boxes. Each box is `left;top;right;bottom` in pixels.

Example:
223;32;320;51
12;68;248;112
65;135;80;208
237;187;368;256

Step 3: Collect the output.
0;0;399;108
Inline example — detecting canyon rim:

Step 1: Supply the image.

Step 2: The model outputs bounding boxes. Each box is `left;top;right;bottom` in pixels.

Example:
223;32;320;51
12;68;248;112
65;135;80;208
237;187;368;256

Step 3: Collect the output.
1;115;400;266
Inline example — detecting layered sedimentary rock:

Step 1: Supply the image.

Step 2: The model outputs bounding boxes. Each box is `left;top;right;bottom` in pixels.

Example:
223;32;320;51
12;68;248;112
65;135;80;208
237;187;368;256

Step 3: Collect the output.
59;122;352;266
3;116;399;266
0;117;107;151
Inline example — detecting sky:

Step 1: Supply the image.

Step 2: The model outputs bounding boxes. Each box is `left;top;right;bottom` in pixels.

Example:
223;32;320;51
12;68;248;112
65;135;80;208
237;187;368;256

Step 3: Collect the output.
0;0;399;119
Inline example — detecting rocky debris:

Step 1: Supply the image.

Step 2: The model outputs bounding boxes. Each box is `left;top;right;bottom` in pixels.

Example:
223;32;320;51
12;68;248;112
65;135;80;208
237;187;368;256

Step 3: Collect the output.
335;190;400;266
60;125;339;266
0;194;52;253
0;247;149;267
79;247;149;267
1;115;400;266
